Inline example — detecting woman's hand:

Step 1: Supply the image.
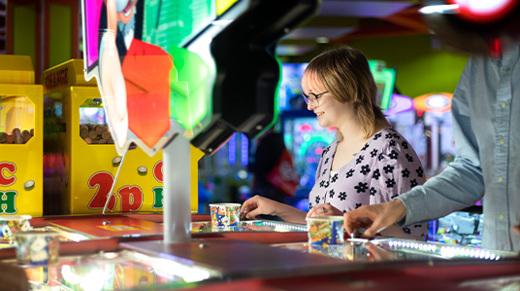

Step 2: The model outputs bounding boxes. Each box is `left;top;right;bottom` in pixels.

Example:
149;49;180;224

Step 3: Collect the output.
240;195;308;224
240;195;282;220
306;203;343;218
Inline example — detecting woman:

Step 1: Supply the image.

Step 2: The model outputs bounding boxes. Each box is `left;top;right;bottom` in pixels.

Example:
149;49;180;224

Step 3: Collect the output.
241;46;427;239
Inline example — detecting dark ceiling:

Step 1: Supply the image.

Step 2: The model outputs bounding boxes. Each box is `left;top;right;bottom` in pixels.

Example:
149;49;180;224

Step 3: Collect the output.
276;0;427;62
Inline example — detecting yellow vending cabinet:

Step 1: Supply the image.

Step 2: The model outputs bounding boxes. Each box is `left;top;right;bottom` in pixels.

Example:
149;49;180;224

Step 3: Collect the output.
0;55;44;216
42;59;201;215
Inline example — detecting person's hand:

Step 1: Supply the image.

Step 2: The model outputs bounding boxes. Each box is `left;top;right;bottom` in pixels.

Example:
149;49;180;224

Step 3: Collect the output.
306;203;343;218
240;195;284;220
514;220;520;236
0;262;29;291
343;199;406;238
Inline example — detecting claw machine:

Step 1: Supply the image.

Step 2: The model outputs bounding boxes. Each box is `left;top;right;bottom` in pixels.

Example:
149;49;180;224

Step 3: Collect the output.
0;55;43;217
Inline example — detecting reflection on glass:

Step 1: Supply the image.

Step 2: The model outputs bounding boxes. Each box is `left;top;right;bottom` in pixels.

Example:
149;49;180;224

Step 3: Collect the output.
0;96;35;144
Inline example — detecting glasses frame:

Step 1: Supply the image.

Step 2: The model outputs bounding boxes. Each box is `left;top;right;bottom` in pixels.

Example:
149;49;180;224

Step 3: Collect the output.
302;91;329;107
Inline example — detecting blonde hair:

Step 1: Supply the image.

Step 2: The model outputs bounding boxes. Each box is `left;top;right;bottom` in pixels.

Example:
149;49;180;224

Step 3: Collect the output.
305;46;389;139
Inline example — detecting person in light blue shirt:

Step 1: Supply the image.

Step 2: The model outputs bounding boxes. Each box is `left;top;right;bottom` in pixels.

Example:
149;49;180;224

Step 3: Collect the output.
343;11;520;251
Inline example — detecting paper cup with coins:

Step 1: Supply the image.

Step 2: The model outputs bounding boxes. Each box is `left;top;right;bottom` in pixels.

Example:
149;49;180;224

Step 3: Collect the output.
209;203;241;228
15;231;60;266
306;216;345;246
0;215;32;244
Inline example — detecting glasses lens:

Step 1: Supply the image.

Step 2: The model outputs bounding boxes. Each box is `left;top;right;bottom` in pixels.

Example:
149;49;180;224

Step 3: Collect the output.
302;94;318;106
302;94;309;104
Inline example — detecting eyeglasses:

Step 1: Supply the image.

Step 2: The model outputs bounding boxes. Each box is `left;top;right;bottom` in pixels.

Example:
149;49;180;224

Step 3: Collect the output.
302;91;329;107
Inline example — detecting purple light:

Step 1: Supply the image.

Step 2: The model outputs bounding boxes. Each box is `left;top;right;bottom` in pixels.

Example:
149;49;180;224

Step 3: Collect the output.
385;94;413;115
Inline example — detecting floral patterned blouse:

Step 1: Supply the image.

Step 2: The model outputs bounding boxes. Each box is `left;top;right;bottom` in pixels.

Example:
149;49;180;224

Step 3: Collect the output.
309;127;428;237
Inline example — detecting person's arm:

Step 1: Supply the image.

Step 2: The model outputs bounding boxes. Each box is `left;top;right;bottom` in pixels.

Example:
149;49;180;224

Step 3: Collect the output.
241;195;307;224
398;59;484;226
344;59;484;238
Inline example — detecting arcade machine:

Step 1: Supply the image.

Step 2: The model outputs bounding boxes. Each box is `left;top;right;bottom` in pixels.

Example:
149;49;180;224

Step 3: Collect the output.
413;92;483;246
413;92;455;178
1;0;519;290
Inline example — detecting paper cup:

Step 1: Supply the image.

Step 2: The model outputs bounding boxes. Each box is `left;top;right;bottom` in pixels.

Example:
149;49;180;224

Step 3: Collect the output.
0;215;32;243
307;216;345;246
209;203;241;228
15;231;60;266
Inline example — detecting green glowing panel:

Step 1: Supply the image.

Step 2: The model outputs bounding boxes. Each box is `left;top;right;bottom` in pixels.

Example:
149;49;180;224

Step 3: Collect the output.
169;47;212;131
368;60;396;111
142;0;215;47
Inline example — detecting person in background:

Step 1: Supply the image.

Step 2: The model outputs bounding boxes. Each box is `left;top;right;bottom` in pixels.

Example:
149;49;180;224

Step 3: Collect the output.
241;46;428;239
344;1;520;252
248;129;298;204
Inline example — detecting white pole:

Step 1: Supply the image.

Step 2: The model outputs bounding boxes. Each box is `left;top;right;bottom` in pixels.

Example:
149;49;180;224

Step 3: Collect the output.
163;135;191;243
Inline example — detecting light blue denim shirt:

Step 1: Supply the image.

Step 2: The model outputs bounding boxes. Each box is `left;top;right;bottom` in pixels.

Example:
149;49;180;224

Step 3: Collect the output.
397;42;520;252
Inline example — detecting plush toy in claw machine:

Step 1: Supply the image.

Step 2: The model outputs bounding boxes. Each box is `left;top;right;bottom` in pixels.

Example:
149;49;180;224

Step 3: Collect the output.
0;55;44;217
42;60;202;214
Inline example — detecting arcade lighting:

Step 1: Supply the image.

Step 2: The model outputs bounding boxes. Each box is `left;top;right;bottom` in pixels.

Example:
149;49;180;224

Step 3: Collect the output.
384;94;413;116
413;93;452;113
419;0;519;23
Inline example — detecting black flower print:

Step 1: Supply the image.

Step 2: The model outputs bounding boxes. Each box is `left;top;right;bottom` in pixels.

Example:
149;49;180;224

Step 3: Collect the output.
355;155;364;164
331;173;339;183
391;194;398;199
355;203;362;209
373;169;381;180
389;150;398;160
406;153;414;162
416;167;424;177
329;189;335;198
393;133;400;139
324;157;330;165
324;181;330;188
410;179;418;187
383;165;394;174
309;202;313;209
360;164;371;175
402;227;411;234
322;169;327;176
370;149;378;157
322;146;330;156
401;141;409;149
385;133;393;139
385;178;396;188
413;224;423;228
389;139;396;147
361;143;369;151
355;182;368;193
346;169;355;178
315;196;321;205
401;168;410;178
339;192;347;201
378;153;385;161
370;187;377;196
374;133;382;140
